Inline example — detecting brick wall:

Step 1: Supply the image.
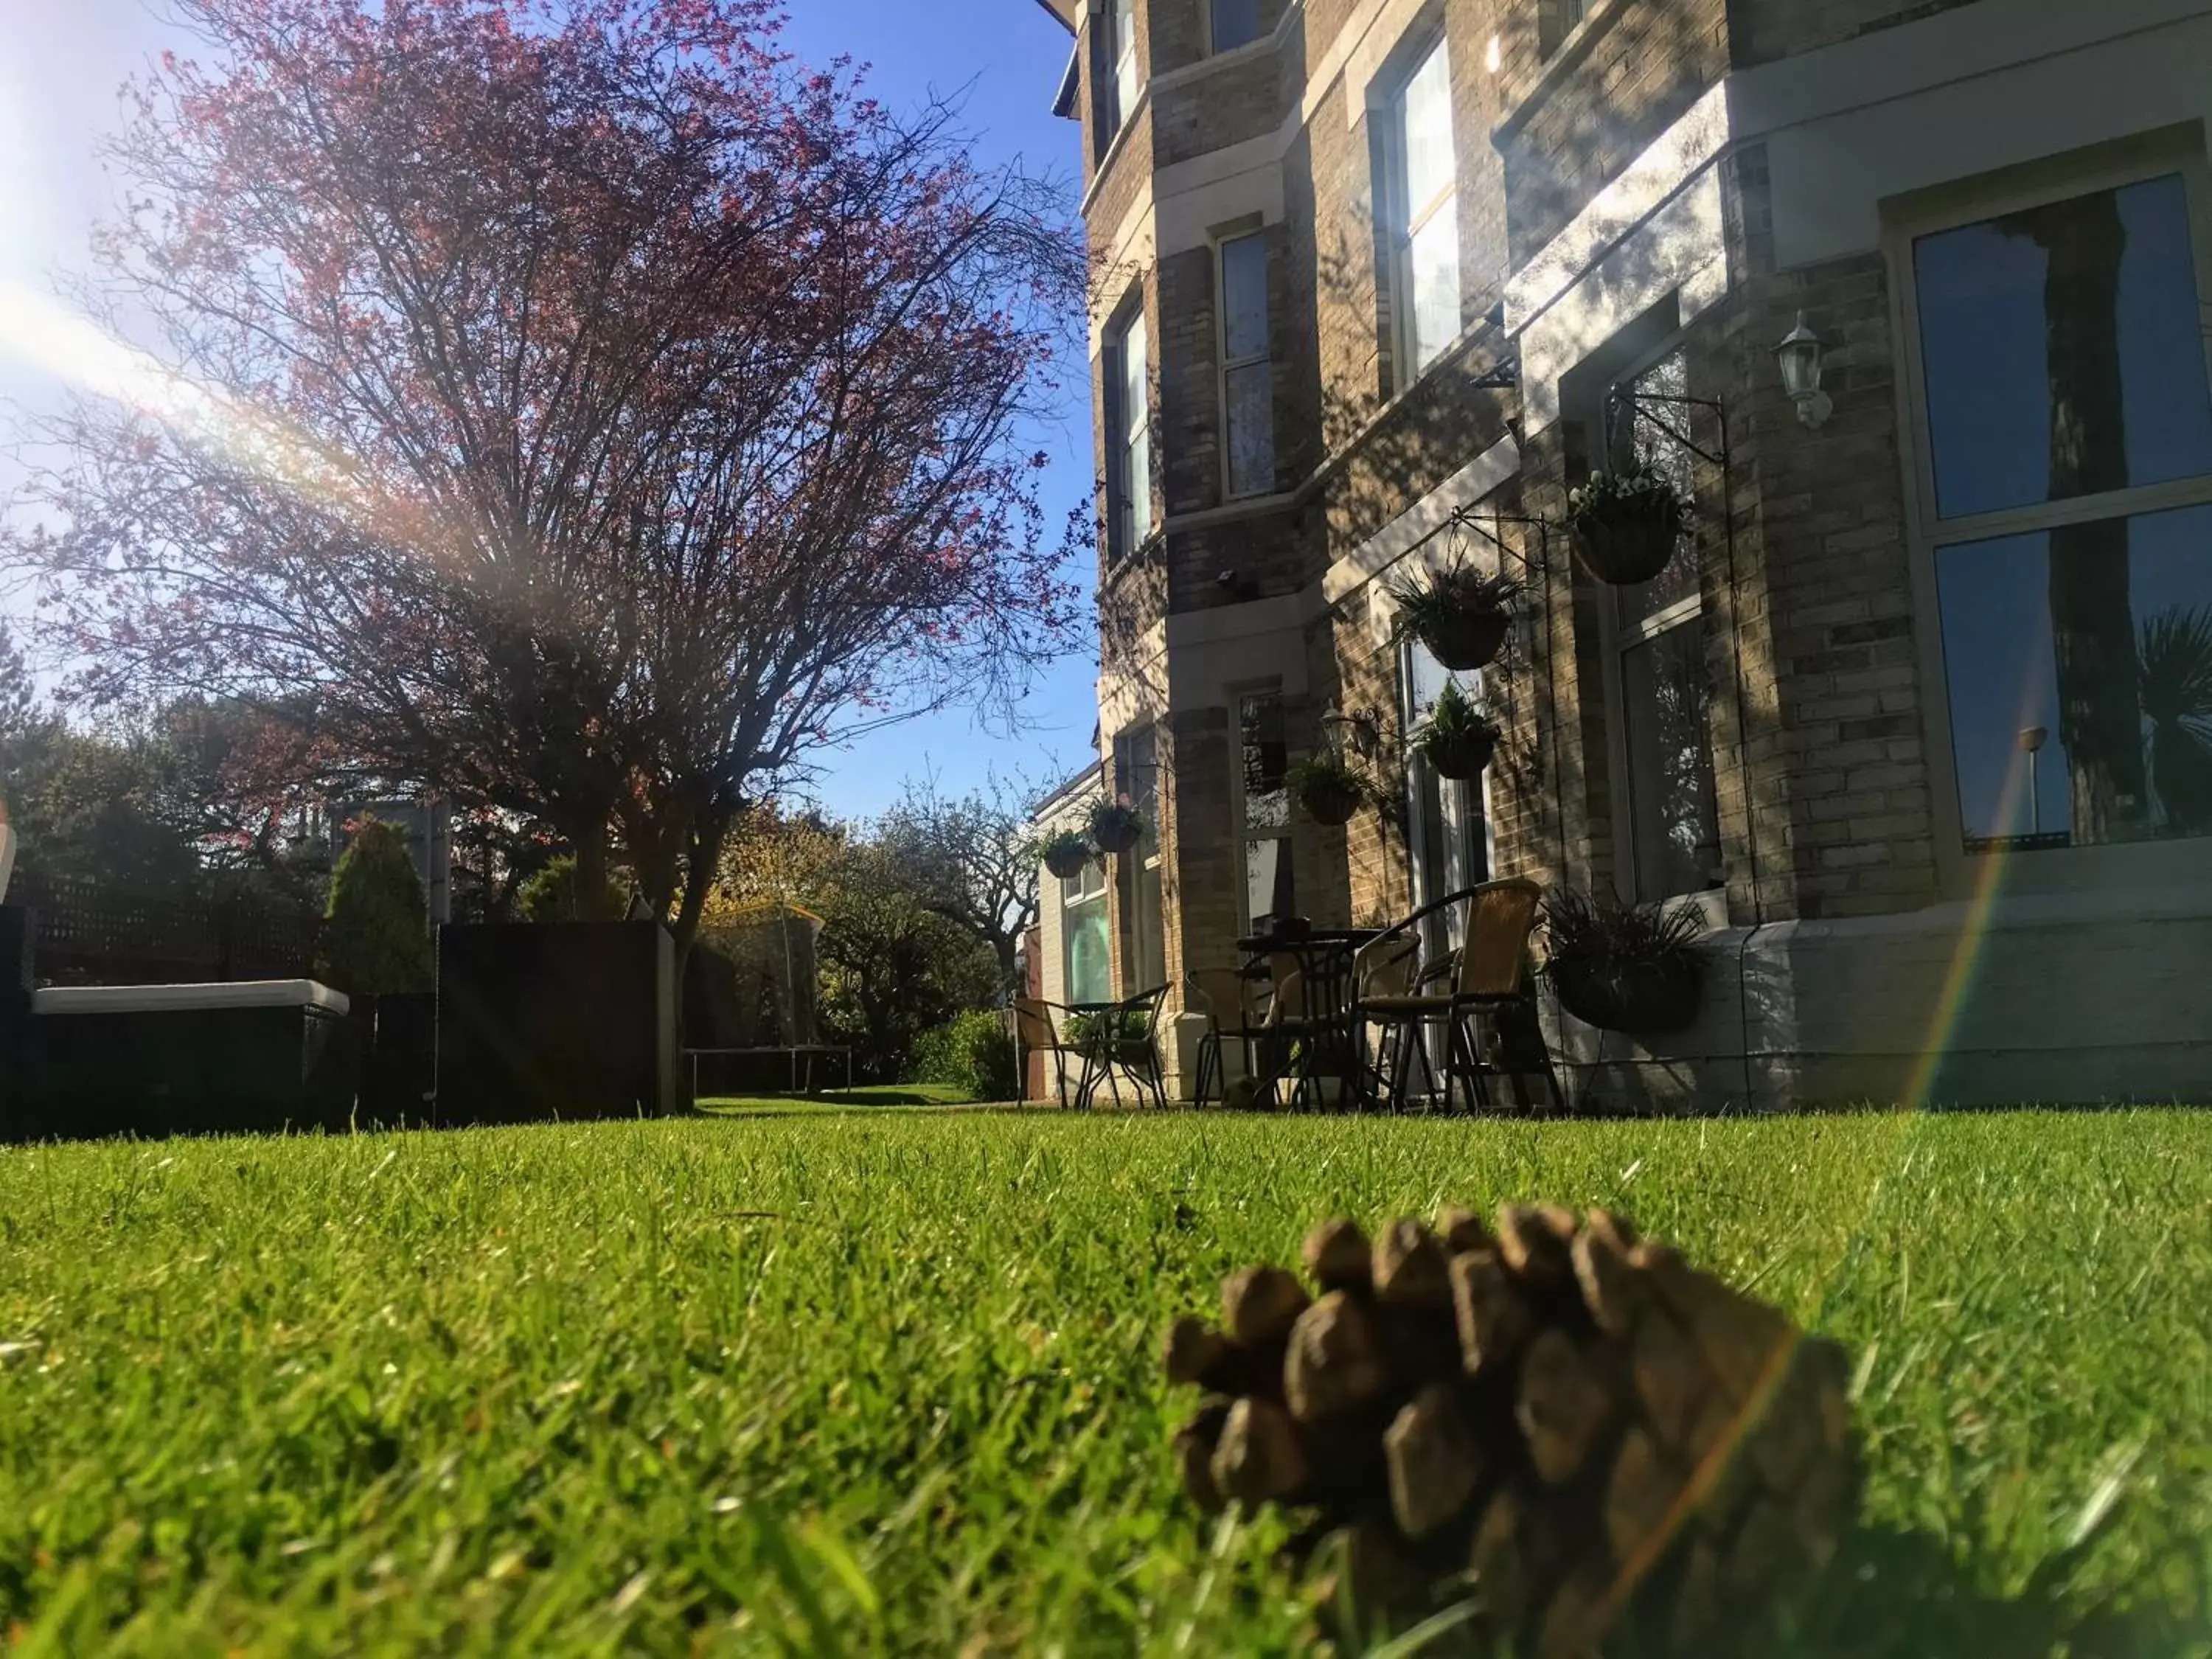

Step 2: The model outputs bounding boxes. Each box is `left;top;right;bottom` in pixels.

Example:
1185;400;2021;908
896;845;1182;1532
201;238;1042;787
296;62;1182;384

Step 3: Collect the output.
1495;0;1731;268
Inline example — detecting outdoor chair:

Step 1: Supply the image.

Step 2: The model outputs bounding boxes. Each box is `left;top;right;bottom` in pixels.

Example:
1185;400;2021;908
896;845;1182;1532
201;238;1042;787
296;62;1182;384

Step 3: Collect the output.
1012;996;1082;1107
1186;969;1265;1110
1072;984;1170;1111
1348;929;1422;1110
1359;878;1563;1115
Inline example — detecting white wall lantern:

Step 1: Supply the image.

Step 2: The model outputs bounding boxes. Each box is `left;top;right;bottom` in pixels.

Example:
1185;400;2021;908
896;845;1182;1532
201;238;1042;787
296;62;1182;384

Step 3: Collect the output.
1773;312;1832;430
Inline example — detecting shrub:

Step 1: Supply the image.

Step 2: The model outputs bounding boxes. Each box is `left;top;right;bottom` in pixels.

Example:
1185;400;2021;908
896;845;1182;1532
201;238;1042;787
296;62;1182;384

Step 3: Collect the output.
1542;887;1707;1034
517;855;624;922
909;1009;1018;1101
316;818;433;995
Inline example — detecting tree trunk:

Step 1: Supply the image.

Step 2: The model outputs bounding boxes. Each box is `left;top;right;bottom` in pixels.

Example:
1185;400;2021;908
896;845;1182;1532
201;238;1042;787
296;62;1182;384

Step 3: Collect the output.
2014;193;2145;844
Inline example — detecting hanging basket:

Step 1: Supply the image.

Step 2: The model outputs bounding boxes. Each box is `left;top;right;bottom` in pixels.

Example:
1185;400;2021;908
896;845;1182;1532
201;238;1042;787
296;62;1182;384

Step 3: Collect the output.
1091;806;1144;856
1425;727;1497;782
1422;609;1512;672
1298;779;1363;827
1043;838;1092;880
1550;959;1703;1035
1571;495;1684;587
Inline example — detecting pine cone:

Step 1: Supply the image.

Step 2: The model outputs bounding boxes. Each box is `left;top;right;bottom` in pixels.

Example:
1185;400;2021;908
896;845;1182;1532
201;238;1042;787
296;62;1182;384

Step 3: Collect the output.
1164;1204;1860;1655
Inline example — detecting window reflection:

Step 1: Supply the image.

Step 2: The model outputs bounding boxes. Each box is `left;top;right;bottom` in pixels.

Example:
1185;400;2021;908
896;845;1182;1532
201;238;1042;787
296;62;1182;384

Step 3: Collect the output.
1915;174;2212;521
1239;692;1293;926
1938;504;2212;849
1623;623;1722;897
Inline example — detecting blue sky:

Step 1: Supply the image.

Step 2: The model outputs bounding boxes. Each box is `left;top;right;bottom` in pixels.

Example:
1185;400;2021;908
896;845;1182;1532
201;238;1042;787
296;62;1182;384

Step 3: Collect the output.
0;0;1099;822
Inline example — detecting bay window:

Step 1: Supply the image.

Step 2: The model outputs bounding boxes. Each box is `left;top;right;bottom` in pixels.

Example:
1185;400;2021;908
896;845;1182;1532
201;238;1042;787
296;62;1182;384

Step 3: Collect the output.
1236;689;1294;930
1219;232;1274;499
1388;38;1459;385
1115;726;1167;991
1060;858;1111;1006
1211;0;1262;53
1108;305;1152;557
1905;161;2212;854
1607;348;1722;902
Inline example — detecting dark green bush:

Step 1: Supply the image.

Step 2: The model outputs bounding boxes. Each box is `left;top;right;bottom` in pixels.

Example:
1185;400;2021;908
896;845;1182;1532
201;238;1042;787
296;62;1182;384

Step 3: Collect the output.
909;1009;1018;1102
516;855;625;922
316;818;433;995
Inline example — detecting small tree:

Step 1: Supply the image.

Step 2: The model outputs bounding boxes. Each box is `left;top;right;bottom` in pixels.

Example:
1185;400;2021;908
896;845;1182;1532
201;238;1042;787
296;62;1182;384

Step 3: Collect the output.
317;819;432;995
516;855;626;923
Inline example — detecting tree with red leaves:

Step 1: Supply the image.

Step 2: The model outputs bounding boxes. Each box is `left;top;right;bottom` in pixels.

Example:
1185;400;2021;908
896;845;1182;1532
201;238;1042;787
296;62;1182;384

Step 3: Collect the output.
8;0;1085;948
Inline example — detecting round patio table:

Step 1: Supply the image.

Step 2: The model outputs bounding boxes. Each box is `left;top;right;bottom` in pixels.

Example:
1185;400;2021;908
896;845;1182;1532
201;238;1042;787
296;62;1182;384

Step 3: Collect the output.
1236;928;1380;1109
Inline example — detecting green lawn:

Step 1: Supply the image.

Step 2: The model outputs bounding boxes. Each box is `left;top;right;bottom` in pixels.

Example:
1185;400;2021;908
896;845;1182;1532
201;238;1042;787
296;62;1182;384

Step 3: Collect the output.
1;1110;2208;1655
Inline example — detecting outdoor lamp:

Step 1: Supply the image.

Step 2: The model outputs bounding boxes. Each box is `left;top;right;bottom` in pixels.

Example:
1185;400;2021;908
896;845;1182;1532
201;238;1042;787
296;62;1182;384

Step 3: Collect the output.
1774;312;1832;430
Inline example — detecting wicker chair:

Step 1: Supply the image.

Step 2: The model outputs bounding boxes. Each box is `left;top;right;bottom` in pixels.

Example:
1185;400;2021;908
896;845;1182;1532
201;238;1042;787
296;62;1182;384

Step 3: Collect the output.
1186;969;1265;1110
1012;996;1081;1107
1359;878;1562;1114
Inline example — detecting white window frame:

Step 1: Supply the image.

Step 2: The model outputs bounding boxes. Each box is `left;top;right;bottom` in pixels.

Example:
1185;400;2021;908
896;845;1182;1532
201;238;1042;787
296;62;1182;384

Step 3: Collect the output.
1113;0;1140;136
1887;131;2212;899
1232;684;1294;933
1399;636;1495;933
1207;0;1264;55
1059;857;1110;1006
1386;35;1459;392
1107;302;1152;558
1216;229;1274;501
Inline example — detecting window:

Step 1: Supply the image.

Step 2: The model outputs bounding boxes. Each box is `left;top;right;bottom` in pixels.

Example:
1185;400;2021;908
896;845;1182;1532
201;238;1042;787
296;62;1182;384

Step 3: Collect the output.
1388;38;1460;384
1237;689;1294;929
1606;349;1722;902
1211;0;1262;53
1401;639;1490;960
1219;232;1274;498
1108;307;1152;556
1060;857;1111;1005
1112;0;1141;136
1906;165;2212;854
1116;727;1168;990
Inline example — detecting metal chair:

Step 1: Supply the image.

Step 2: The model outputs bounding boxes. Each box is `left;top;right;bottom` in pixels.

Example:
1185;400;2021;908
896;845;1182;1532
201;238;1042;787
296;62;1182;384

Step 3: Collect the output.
1076;984;1171;1110
1012;996;1081;1107
1186;969;1264;1110
1360;879;1563;1114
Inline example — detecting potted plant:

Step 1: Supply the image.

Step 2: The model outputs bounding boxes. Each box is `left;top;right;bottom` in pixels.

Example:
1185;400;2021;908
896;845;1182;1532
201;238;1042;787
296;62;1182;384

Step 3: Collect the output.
1090;798;1145;855
1541;888;1707;1035
1565;462;1692;586
1287;749;1371;827
1385;564;1523;671
1041;830;1093;880
1411;681;1502;781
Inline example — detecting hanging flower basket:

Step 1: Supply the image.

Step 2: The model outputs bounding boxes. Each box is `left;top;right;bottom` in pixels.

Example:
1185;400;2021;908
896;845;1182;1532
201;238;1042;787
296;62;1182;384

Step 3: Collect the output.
1288;751;1370;828
1384;566;1522;672
1041;831;1093;880
1565;466;1691;588
1542;889;1707;1035
1089;799;1145;856
1411;681;1500;782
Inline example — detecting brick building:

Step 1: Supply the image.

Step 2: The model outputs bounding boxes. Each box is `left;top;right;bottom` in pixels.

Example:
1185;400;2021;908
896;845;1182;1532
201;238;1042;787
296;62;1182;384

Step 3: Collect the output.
1025;0;2212;1107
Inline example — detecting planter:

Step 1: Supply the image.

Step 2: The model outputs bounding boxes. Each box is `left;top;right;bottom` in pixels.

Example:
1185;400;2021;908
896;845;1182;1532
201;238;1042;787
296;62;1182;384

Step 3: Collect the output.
1043;841;1092;880
1091;815;1142;856
1298;780;1363;827
1422;609;1511;672
1424;727;1497;781
1571;498;1684;587
1550;960;1703;1036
